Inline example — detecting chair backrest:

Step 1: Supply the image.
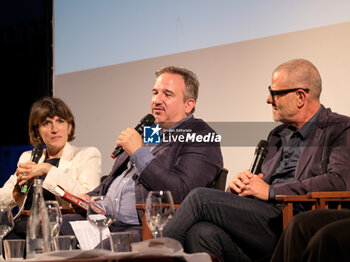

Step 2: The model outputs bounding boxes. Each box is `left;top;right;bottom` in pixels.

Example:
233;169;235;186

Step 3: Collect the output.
276;191;350;230
213;168;228;191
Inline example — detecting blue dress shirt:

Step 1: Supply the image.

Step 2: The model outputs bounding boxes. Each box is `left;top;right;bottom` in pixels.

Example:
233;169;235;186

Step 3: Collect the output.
106;114;193;224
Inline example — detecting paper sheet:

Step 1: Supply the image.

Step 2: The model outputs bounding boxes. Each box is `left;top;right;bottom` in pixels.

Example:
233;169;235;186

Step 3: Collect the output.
69;220;110;250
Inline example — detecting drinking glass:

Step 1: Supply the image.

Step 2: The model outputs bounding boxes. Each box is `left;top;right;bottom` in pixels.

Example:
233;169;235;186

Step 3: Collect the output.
145;191;174;238
45;200;62;250
0;206;14;260
86;195;115;249
3;239;25;260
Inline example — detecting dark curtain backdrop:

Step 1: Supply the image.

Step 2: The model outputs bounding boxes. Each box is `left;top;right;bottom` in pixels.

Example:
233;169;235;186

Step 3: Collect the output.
0;0;53;183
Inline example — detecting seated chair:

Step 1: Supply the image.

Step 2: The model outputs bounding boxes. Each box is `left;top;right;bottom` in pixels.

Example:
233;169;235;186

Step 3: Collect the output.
276;191;350;230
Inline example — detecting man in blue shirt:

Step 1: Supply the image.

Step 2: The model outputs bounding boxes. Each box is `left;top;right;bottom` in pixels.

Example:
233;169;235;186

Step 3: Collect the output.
61;66;223;242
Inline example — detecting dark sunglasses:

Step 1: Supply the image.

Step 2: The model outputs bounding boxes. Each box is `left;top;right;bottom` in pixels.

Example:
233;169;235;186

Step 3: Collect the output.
268;86;309;102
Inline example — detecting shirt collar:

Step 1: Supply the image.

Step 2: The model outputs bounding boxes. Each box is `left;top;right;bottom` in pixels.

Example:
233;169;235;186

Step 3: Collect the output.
163;114;193;132
297;107;322;139
279;107;322;140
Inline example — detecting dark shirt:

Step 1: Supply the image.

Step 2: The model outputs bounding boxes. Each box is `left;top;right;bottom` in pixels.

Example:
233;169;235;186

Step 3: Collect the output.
269;108;321;200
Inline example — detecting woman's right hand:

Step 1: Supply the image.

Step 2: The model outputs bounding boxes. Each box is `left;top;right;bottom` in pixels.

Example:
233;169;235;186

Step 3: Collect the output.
15;162;52;186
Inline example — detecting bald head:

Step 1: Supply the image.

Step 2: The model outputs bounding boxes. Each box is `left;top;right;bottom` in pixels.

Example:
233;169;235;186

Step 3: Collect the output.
273;59;322;100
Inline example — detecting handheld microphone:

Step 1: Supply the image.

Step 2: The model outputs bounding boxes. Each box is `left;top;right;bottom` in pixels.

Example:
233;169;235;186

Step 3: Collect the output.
250;140;269;174
110;114;156;159
20;143;44;193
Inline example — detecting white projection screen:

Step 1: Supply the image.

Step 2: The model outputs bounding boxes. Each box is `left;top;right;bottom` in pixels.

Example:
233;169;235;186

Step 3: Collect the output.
54;1;350;185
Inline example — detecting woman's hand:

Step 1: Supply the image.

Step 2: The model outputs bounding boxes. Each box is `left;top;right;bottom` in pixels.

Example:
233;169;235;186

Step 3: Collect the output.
16;162;52;186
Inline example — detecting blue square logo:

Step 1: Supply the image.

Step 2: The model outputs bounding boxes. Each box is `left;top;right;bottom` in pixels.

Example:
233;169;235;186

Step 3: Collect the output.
143;125;161;144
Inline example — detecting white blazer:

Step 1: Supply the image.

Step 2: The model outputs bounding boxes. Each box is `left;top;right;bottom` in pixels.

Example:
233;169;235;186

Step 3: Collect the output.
0;142;102;208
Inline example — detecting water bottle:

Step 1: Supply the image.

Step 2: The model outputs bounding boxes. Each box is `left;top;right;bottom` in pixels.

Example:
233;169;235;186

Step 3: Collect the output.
26;179;51;258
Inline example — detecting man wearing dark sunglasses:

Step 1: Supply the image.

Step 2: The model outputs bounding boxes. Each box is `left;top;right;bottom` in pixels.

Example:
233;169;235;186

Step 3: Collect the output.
164;59;350;262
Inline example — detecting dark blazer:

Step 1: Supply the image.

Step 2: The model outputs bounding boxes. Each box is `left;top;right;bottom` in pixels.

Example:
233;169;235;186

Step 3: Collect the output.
89;115;223;208
262;105;350;195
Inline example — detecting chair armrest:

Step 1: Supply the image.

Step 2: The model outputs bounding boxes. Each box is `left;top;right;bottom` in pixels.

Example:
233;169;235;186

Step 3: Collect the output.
306;191;350;209
20;207;75;216
275;195;313;202
275;192;350;230
136;204;146;212
307;191;350;198
275;195;317;230
136;204;180;211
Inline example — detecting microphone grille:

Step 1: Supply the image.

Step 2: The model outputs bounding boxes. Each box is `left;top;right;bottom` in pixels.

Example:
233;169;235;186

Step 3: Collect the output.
141;114;155;125
34;143;44;152
256;140;269;156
